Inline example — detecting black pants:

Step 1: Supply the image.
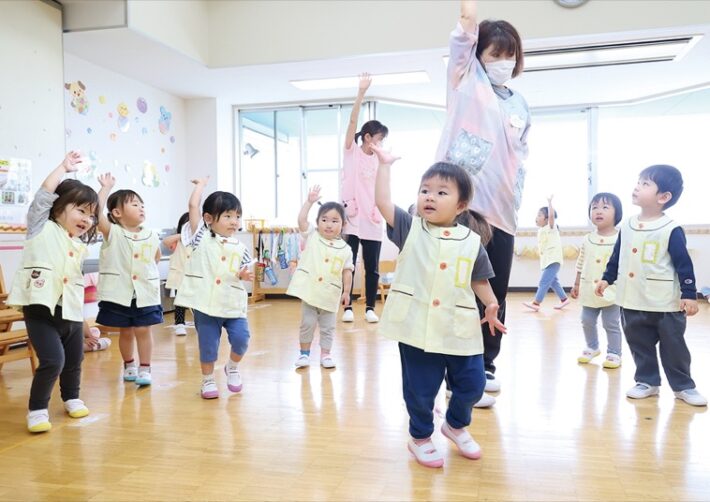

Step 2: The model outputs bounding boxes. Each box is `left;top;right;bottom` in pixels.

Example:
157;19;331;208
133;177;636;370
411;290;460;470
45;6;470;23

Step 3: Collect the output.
174;305;186;325
23;305;84;411
477;227;515;374
345;235;382;309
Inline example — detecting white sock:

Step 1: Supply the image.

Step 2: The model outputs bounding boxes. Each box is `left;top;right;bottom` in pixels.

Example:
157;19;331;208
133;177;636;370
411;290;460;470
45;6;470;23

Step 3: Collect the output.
202;373;215;381
227;360;239;370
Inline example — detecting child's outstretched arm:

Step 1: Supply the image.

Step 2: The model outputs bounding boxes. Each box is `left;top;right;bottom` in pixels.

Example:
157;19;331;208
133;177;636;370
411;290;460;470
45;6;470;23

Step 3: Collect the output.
371;145;401;228
96;173;115;240
344;73;372;150
472;279;507;336
162;233;181;251
42;151;83;193
188;177;209;234
547;195;555;229
460;0;477;34
298;185;321;232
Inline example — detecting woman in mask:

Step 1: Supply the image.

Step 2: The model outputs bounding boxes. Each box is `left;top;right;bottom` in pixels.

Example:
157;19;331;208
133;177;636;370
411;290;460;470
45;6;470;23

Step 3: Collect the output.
437;0;531;409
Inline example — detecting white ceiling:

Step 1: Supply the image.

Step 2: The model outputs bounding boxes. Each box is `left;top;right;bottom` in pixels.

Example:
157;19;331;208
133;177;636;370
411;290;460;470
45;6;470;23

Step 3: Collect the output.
63;21;710;110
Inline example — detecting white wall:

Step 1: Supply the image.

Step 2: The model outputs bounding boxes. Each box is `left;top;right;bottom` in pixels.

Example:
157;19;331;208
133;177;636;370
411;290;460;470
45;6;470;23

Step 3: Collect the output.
63;53;188;231
128;0;209;64
0;0;64;289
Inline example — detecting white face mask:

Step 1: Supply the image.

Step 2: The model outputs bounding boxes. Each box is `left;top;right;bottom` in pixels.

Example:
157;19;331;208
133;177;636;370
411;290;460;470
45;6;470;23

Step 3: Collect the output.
485;60;516;85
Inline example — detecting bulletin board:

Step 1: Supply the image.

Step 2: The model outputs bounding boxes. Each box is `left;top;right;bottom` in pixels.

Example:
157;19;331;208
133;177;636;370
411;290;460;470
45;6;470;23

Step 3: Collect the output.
0;158;31;233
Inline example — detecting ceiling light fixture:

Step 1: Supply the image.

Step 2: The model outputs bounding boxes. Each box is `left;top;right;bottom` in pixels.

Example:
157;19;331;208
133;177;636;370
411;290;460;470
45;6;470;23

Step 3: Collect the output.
442;35;702;72
290;71;429;91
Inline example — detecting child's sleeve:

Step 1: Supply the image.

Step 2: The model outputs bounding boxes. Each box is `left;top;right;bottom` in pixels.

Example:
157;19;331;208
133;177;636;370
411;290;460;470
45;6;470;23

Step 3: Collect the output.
240;246;253;268
385;206;413;252
575;241;586;272
668;227;697;300
343;246;355;271
601;236;621;284
25;188;58;239
471;246;495;281
181;218;203;247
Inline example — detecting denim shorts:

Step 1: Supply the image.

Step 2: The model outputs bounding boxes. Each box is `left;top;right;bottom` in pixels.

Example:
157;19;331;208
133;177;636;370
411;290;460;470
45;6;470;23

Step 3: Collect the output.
193;309;250;363
96;300;163;328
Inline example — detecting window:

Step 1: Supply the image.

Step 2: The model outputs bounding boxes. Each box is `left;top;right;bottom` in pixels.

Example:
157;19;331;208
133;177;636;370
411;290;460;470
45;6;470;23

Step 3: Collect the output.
519;110;590;227
597;87;710;225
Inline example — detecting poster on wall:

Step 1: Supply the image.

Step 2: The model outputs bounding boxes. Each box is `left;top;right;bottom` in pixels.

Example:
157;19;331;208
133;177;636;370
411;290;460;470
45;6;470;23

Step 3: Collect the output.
0;157;31;233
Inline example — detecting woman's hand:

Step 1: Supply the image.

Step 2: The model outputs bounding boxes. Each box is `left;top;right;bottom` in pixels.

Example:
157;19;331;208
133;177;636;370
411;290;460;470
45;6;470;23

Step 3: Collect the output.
358;73;372;93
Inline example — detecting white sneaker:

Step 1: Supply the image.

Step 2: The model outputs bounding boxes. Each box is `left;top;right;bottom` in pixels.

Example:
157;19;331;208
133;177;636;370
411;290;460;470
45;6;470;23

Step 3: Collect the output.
295;353;310;368
341;309;354;322
674;388;708;407
201;378;219;399
577;347;601;364
365;309;379;323
441;421;481;460
224;364;242;393
626;382;659;399
123;364;138;382
27;409;51;433
473;393;496;408
136;368;152;386
95;338;111;351
484;371;500;393
63;398;89;418
320;355;336;369
174;324;187;336
602;353;622;369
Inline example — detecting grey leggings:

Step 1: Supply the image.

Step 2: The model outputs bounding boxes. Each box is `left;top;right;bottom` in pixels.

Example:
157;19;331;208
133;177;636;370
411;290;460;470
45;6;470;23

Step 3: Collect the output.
23;304;84;411
299;302;336;351
581;305;622;355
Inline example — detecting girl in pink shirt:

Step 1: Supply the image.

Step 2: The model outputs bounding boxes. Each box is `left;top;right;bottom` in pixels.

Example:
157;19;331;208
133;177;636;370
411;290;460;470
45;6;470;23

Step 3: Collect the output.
341;73;389;323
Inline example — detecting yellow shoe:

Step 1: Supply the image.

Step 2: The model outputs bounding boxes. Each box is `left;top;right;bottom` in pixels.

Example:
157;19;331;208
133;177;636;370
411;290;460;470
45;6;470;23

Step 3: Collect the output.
64;399;90;418
27;410;52;433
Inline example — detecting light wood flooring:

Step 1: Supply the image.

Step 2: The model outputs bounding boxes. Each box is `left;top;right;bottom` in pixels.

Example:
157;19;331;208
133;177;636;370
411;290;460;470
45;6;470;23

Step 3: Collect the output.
0;292;709;501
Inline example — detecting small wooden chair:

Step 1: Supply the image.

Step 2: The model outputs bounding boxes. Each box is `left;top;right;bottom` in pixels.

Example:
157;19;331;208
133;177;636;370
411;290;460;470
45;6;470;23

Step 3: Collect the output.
0;264;37;374
378;260;397;303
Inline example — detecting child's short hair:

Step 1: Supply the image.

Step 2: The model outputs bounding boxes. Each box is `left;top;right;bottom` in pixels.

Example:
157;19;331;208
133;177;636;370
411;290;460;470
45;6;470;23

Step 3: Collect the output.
539;206;557;220
639;165;684;209
175;212;189;234
50;179;99;243
202;191;242;221
107;190;143;224
421;162;474;207
316;201;346;223
476;20;524;78
589;192;623;226
354;120;388;144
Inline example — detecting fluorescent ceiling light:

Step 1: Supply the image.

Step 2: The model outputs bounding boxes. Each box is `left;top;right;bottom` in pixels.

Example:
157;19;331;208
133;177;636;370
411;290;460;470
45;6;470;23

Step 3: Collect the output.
442;35;702;72
291;71;429;90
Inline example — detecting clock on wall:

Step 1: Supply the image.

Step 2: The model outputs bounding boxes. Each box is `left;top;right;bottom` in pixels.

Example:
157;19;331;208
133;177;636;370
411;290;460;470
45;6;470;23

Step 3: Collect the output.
554;0;589;7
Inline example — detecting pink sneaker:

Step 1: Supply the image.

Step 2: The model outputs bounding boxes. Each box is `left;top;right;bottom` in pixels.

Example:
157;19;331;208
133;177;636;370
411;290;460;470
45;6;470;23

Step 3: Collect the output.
201;378;218;399
554;297;571;310
522;301;540;312
441;422;481;460
407;438;444;468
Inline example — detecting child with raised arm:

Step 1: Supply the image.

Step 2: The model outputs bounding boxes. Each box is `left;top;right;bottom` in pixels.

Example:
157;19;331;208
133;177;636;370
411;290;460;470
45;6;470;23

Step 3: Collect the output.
287;185;353;369
570;193;623;369
596;165;705;406
373;146;505;469
523;196;570;311
8;152;104;432
96;179;163;387
175;178;254;399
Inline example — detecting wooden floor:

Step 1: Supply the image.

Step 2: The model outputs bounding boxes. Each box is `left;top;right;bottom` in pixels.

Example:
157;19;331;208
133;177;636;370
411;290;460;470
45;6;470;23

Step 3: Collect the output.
0;292;709;501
